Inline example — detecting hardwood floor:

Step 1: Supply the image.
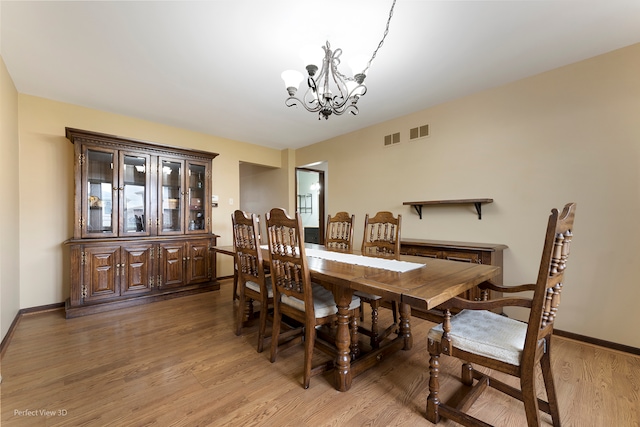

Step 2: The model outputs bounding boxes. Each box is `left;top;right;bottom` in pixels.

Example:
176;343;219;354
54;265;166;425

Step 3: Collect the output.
1;279;639;426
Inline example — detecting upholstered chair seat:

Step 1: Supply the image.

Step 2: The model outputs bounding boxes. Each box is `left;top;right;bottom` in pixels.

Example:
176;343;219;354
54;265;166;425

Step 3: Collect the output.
428;309;528;366
282;284;360;318
246;276;273;298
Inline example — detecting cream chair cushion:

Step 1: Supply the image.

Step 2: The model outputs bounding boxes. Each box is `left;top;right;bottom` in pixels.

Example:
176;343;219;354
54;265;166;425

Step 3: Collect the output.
428;309;528;366
282;284;360;318
246;276;274;298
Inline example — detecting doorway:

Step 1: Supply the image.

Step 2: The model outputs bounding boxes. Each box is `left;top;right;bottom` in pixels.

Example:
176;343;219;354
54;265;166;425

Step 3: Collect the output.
296;168;325;244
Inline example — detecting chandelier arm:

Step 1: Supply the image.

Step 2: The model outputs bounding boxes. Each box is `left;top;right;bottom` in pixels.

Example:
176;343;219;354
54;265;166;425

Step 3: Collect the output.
333;104;360;117
285;94;321;113
347;84;367;100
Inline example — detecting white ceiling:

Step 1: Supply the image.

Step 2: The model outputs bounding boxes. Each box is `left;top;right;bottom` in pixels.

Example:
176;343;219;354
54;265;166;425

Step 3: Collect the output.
2;1;639;150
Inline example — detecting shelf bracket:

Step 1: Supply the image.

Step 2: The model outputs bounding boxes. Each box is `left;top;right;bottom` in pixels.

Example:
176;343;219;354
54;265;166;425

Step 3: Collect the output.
474;202;483;220
412;204;423;219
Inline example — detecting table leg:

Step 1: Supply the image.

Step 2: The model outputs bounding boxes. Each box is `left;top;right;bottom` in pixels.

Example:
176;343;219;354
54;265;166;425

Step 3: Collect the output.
399;302;413;350
333;287;353;391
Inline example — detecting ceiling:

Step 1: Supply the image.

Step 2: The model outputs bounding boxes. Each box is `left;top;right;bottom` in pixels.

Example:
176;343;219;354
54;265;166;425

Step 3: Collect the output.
2;1;639;150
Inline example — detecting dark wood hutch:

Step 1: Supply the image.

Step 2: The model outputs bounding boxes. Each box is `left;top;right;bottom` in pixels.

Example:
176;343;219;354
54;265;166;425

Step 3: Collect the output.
64;128;220;318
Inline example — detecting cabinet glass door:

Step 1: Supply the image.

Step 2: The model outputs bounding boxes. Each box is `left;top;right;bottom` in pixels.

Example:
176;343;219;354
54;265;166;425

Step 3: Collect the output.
84;148;117;237
187;162;207;233
121;153;150;235
160;159;183;233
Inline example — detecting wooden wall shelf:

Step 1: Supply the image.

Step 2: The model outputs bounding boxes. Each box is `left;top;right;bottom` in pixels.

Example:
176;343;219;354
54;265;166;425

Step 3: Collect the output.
403;198;494;220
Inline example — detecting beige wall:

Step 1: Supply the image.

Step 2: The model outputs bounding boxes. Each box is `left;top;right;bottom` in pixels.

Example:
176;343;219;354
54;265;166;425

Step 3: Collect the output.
0;55;20;347
16;96;284;310
3;43;639;351
236;151;297;254
297;43;640;348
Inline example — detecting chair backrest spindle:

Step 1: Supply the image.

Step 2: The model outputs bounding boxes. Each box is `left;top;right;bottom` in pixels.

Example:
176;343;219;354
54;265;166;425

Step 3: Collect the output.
361;211;401;259
325;212;355;251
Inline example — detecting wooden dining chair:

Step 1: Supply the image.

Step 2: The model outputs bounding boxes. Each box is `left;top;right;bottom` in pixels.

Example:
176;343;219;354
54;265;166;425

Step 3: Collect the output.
232;210;273;353
361;211;402;257
357;211;401;348
426;203;576;427
325;211;355;251
265;207;361;389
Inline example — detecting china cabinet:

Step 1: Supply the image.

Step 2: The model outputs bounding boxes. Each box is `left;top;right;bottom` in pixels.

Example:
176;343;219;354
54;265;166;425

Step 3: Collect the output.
64;128;220;318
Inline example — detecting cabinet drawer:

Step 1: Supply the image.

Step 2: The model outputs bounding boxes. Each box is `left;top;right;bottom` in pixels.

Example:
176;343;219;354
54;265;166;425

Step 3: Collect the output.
401;246;441;258
441;250;481;264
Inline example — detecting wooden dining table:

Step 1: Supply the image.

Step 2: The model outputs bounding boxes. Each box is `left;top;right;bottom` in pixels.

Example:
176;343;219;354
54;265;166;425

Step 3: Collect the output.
213;244;500;392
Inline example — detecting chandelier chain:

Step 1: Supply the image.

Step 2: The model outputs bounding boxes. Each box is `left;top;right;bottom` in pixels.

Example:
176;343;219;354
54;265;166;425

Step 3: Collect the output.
363;0;397;75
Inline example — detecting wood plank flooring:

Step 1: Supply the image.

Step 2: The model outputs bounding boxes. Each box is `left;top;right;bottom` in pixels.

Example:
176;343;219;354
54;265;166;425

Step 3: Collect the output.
1;279;639;426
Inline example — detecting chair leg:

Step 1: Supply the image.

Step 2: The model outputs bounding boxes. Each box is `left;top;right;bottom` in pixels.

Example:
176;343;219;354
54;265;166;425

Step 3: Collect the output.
256;300;268;353
232;267;239;300
303;324;315;389
270;303;282;363
246;299;254;323
391;300;398;324
349;312;360;360
235;291;247;336
541;339;562;427
520;366;542;427
461;362;474;386
426;343;441;424
369;299;380;349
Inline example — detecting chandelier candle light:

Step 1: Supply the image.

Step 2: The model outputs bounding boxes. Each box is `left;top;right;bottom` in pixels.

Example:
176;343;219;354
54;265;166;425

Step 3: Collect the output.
281;0;396;120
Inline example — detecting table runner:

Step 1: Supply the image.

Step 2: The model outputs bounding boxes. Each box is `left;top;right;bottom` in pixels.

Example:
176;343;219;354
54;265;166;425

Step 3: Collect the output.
261;245;423;273
305;248;424;273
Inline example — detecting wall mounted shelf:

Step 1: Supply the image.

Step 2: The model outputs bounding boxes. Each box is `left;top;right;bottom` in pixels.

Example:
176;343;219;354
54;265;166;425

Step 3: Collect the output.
403;198;494;220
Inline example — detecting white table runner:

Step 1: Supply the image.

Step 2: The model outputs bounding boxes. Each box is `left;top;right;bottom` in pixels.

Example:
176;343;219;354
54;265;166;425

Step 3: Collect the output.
261;245;423;273
305;248;424;273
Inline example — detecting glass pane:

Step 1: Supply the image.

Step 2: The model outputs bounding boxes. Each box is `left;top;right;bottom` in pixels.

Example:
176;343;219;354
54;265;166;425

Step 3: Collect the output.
188;164;206;231
86;150;114;234
123;155;147;233
161;160;182;232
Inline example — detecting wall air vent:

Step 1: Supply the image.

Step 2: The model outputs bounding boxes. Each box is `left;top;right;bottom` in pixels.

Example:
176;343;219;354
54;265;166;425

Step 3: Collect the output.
384;132;401;146
409;124;429;140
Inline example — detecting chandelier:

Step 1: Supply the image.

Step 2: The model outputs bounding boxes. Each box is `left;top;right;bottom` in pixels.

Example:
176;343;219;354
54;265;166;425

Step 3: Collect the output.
281;0;396;120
